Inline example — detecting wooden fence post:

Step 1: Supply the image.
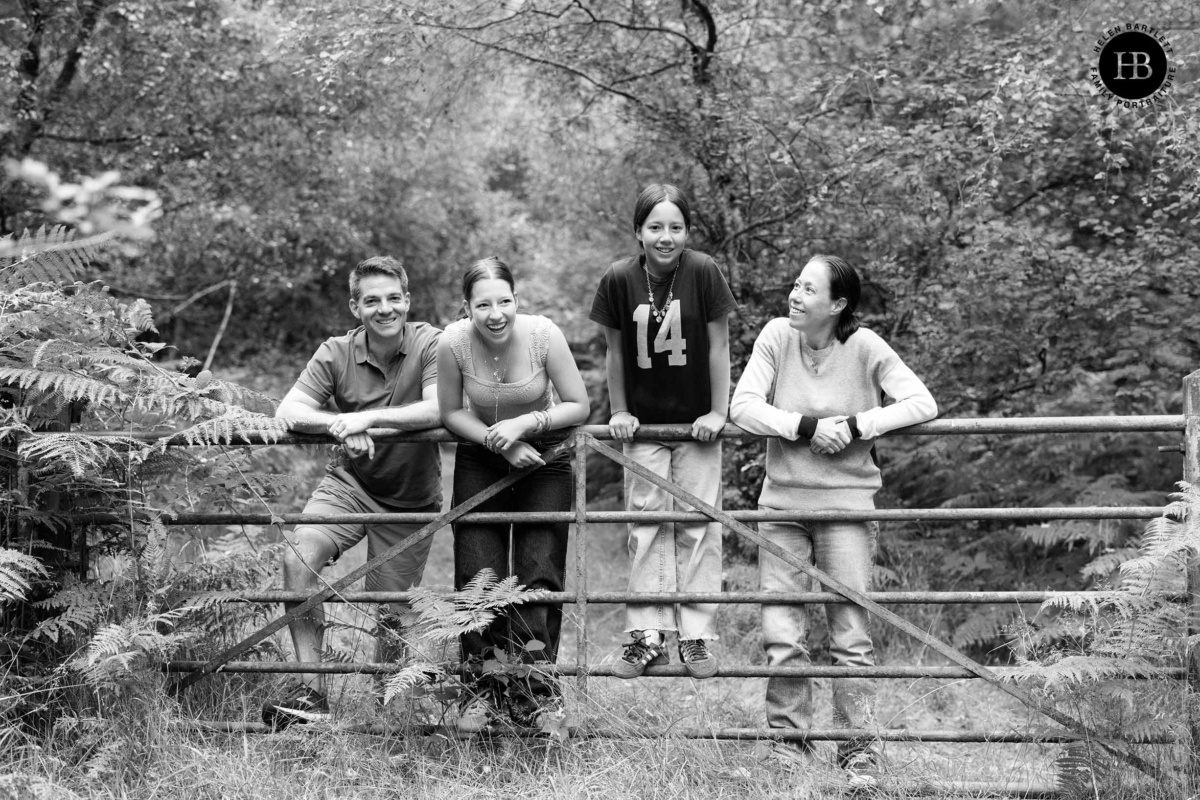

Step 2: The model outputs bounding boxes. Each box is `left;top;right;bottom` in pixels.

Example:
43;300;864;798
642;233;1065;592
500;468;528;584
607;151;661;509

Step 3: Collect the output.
1182;370;1200;785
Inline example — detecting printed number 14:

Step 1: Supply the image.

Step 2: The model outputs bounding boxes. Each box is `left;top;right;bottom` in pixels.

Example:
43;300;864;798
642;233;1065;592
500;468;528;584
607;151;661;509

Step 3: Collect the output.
633;301;687;368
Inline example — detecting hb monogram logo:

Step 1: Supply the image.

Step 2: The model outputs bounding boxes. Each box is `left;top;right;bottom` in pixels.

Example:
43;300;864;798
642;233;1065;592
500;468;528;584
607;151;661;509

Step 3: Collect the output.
1092;27;1173;104
1113;52;1154;80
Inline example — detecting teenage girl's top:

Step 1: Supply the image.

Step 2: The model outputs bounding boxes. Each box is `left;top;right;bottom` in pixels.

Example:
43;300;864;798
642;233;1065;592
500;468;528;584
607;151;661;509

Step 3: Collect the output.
589;249;737;424
444;314;555;427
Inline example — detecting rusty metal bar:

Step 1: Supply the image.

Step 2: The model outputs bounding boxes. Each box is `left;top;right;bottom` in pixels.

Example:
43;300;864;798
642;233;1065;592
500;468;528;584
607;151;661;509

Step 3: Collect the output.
585;434;1169;782
573;432;589;698
220;589;1178;605
68;414;1186;444
113;505;1164;526
173;719;1172;746
163;660;1186;681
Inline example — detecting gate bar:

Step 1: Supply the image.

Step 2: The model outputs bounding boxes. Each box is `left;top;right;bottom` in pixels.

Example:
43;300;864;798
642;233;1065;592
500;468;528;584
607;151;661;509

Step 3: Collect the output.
163;660;1186;681
70;414;1185;444
218;589;1181;605
71;506;1167;525
174;719;1171;745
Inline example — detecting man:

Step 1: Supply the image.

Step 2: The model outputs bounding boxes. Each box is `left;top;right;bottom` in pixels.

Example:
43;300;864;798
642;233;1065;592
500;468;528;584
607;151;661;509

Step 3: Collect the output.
262;256;442;728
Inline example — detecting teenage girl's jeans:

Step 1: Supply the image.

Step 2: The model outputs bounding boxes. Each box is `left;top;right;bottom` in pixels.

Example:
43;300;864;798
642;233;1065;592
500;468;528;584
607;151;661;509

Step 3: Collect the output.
758;517;877;739
623;439;722;640
452;442;571;701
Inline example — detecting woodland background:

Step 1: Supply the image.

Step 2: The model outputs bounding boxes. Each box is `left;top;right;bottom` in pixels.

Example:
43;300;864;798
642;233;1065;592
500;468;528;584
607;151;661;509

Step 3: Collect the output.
1;0;1198;797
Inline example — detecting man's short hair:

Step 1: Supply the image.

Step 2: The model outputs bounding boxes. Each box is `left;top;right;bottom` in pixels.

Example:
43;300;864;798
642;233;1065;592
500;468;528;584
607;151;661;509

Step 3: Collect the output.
349;256;409;299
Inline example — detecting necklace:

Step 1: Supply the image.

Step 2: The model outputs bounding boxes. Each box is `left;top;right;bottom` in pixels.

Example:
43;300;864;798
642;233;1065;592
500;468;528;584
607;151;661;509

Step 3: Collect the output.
644;262;680;323
802;335;834;375
475;326;513;420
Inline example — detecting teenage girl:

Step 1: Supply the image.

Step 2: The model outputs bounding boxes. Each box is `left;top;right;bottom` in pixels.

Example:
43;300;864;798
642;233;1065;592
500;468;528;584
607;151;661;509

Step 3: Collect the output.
588;183;737;679
438;257;590;731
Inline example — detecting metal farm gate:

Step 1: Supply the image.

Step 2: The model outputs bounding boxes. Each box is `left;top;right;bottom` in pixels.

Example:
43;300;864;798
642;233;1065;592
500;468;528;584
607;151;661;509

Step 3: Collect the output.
43;371;1200;796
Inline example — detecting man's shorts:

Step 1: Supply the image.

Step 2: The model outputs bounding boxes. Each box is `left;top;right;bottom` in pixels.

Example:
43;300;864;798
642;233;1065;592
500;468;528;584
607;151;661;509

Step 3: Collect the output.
297;467;440;594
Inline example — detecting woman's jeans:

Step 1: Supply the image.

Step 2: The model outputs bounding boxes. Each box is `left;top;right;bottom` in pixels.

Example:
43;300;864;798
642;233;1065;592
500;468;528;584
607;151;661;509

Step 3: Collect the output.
623;439;723;640
452;442;571;700
758;516;877;738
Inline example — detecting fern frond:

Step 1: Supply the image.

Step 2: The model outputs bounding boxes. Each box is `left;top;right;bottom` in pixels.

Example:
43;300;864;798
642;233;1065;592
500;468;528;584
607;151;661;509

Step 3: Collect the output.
382;662;445;705
320;646;357;664
0;366;124;409
1056;742;1109;799
0;548;48;604
0;225;110;289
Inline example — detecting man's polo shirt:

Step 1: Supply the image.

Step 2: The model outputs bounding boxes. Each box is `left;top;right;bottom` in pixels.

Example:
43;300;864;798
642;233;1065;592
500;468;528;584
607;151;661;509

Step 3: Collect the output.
292;322;442;508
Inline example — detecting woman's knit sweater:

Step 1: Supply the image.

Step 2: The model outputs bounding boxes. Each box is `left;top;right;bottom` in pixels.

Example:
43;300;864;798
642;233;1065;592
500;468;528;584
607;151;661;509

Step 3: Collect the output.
730;318;937;511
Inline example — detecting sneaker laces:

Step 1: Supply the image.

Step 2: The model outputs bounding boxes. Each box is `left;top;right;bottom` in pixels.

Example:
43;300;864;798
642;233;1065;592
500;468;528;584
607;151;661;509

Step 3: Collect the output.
621;636;660;665
679;639;710;662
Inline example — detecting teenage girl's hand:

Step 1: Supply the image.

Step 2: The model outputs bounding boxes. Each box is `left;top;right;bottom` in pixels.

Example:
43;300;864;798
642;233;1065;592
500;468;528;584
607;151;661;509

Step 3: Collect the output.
609;410;640;443
500;441;546;469
691;410;727;443
484;417;531;453
810;416;850;455
341;431;376;459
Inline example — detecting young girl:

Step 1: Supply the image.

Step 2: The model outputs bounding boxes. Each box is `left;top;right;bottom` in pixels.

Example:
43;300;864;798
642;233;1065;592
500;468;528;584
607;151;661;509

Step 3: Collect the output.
730;254;937;781
589;184;737;679
437;257;590;731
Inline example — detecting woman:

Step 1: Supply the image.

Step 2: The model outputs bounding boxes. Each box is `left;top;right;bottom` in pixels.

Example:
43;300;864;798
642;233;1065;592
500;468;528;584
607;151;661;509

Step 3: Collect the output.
437;256;590;731
730;254;936;780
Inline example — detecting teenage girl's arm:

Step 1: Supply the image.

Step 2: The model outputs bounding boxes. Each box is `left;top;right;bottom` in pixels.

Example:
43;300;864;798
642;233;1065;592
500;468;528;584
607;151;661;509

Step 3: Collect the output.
603;325;640;443
436;332;549;470
691;315;730;442
484;324;590;450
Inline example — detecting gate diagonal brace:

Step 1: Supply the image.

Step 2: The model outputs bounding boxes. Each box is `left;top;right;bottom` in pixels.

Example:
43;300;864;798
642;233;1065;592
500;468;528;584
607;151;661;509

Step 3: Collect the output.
171;439;575;694
584;434;1172;785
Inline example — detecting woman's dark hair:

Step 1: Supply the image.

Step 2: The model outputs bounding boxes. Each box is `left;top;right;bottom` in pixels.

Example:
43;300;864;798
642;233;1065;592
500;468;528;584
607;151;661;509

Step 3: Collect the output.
461;256;515;302
632;183;692;235
811;254;861;343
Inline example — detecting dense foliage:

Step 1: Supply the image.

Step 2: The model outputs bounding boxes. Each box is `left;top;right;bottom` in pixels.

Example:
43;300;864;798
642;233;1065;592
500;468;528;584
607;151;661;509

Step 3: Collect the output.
1;0;1198;792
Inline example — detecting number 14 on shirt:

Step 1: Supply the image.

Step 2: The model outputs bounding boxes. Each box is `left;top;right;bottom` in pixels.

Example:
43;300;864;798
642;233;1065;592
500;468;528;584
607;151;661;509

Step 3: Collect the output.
633;301;687;368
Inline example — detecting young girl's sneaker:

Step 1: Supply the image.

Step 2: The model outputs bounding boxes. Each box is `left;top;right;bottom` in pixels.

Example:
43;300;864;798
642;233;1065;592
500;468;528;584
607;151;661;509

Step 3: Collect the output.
678;639;718;679
613;631;669;678
261;684;331;729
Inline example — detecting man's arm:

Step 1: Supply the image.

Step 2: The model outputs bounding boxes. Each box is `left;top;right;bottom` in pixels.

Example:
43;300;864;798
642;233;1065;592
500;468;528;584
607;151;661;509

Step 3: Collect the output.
275;386;441;437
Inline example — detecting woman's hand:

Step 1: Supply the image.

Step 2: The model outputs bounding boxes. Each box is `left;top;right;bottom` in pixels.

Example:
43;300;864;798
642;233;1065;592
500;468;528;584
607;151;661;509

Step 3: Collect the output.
499;441;545;468
691;410;726;442
484;416;531;453
609;410;640;443
810;416;850;455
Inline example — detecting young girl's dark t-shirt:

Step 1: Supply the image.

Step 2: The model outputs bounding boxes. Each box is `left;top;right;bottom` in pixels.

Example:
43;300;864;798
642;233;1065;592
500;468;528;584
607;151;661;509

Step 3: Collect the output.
589;249;737;424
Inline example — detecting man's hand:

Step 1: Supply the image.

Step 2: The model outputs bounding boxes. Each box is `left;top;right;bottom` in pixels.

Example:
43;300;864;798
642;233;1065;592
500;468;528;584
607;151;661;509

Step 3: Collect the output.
328;411;374;440
341;431;376;459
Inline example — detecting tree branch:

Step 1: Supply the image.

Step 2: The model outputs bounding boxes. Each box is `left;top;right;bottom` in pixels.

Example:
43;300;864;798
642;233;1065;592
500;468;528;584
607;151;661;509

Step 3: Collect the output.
451;31;649;108
201;279;238;372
